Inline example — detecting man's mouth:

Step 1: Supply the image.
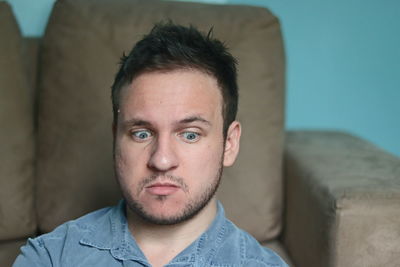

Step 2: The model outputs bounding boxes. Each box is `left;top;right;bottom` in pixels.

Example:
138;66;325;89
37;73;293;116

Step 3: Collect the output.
145;182;180;196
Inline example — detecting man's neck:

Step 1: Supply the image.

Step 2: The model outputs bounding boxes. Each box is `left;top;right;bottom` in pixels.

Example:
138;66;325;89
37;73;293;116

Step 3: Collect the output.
126;198;218;267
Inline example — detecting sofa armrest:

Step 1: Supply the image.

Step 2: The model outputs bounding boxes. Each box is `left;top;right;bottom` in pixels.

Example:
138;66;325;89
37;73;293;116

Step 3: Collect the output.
282;130;400;267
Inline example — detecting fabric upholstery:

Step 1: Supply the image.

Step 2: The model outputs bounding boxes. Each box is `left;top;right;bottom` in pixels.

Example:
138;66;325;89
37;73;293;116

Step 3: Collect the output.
0;240;27;267
283;131;400;267
36;0;285;241
22;38;40;101
0;2;36;241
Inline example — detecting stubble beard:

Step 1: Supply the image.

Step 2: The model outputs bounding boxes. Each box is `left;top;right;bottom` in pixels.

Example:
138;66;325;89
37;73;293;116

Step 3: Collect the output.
117;159;224;226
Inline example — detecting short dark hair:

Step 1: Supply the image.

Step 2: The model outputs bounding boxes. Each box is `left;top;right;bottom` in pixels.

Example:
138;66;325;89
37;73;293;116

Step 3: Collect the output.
111;22;238;136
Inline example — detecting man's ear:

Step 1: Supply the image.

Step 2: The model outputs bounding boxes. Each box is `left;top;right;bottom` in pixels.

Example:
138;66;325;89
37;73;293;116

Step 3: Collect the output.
223;121;241;167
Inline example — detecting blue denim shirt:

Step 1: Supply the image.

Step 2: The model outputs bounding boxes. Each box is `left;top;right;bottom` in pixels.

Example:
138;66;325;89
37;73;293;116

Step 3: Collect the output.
14;200;288;267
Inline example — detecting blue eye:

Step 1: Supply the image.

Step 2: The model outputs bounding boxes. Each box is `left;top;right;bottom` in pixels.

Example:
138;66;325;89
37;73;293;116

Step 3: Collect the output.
132;130;152;141
181;132;200;142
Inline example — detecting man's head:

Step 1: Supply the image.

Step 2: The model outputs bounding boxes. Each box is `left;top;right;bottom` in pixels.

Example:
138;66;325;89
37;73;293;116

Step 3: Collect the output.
111;23;241;226
111;22;238;137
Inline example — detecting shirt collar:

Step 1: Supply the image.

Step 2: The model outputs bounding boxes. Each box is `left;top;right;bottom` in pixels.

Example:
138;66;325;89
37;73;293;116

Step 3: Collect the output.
80;199;227;264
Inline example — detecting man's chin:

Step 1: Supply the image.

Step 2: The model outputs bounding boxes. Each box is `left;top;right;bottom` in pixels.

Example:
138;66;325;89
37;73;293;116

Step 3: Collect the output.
140;214;188;225
126;198;207;226
132;207;194;226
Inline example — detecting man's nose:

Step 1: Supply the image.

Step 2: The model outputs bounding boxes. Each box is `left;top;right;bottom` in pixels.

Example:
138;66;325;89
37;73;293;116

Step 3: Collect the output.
147;134;179;172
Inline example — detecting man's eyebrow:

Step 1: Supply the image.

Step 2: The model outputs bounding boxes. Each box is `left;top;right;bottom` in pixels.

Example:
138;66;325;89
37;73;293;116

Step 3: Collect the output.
121;118;152;127
121;116;211;128
178;116;212;126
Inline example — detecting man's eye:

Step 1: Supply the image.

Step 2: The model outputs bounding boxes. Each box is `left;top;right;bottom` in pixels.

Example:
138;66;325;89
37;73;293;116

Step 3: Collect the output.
181;132;200;142
131;130;152;141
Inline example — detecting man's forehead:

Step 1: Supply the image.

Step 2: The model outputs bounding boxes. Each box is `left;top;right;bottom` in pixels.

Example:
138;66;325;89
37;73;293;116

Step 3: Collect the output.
120;71;221;106
117;70;224;128
122;69;221;95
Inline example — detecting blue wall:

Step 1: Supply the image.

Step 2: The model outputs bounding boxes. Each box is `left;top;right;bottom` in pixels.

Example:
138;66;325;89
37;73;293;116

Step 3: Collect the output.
6;0;400;157
6;0;54;36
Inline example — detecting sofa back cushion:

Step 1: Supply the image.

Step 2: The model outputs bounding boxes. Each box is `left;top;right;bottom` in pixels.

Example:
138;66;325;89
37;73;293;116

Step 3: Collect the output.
36;0;285;241
0;2;36;241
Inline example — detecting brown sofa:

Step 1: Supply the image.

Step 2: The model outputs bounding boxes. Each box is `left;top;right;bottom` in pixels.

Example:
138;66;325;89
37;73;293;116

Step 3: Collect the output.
1;0;399;266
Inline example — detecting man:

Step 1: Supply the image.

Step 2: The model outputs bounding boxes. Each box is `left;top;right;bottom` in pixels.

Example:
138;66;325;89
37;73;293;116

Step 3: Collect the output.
14;23;288;267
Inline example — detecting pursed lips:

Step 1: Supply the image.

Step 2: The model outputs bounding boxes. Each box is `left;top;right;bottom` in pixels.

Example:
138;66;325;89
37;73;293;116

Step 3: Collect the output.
145;182;181;196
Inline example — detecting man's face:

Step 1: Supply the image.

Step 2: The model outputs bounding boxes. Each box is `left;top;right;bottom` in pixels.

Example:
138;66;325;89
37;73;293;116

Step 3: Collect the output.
114;69;240;225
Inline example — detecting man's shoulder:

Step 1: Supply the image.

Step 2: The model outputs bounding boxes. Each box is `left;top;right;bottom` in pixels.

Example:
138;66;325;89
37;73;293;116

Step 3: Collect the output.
13;205;119;267
39;206;114;240
214;219;288;267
